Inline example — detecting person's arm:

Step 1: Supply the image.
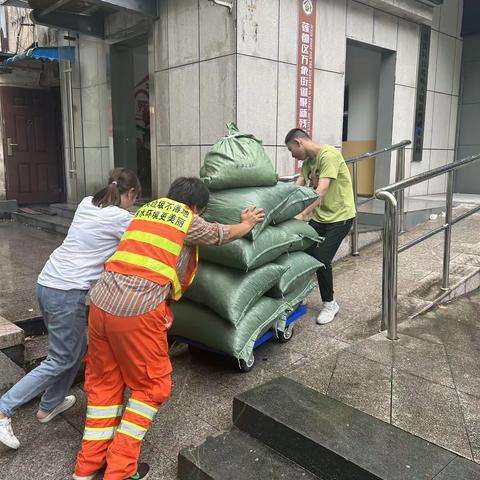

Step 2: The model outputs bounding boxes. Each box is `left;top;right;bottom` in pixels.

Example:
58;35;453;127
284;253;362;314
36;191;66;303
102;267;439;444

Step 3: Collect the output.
296;175;306;186
184;206;265;247
295;149;340;221
114;211;134;239
294;179;330;221
226;206;265;241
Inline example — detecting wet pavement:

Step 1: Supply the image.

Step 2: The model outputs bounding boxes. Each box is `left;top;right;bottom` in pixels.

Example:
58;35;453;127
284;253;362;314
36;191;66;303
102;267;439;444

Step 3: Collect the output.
0;208;480;478
0;221;62;323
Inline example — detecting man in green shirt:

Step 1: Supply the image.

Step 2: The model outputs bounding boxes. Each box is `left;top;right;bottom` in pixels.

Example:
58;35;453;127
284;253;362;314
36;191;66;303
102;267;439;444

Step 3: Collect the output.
285;128;356;325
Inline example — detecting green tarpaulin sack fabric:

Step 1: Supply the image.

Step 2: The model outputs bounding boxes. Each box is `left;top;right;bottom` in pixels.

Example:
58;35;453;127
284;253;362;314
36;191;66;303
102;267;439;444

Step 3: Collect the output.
267;251;323;298
203;182;299;241
170;297;287;362
200;123;278;190
283;279;316;311
273;219;323;252
199;226;298;270
272;186;319;224
184;262;287;326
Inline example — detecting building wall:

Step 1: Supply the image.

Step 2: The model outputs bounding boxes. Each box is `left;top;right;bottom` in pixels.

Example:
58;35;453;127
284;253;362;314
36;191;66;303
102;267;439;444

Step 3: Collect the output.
59;34;111;202
408;0;463;196
454;33;480;194
60;0;463;202
151;0;236;196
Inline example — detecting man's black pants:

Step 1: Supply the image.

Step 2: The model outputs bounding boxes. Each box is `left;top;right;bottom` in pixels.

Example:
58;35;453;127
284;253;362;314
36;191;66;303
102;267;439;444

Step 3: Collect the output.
306;218;354;303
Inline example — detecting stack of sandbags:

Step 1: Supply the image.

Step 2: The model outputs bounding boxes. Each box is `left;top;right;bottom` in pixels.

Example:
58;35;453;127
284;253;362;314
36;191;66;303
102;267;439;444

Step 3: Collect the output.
170;123;323;365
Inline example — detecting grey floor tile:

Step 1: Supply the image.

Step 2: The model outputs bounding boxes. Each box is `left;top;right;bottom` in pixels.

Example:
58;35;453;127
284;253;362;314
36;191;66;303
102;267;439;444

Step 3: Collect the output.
327;351;392;423
0;401;81;477
346;332;393;366
393;334;454;388
392;369;472;459
278;326;348;361
285;352;338;395
458;391;480;464
448;350;480;399
433;456;480;479
147;410;219;461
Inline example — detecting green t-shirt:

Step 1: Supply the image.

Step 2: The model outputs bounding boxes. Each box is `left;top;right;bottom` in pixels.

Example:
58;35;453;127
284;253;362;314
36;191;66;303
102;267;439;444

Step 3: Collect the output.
301;145;356;223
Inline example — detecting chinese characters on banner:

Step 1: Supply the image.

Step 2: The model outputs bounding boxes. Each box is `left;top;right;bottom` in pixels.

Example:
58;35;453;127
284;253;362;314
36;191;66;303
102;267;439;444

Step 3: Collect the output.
295;0;317;172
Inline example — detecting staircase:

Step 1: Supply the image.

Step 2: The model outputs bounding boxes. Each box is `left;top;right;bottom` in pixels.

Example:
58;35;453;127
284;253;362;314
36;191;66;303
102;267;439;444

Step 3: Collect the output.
12;203;76;236
179;376;480;480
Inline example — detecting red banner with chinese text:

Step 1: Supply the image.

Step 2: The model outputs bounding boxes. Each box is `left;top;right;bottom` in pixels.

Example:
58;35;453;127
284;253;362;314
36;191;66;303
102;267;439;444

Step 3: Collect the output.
295;0;317;172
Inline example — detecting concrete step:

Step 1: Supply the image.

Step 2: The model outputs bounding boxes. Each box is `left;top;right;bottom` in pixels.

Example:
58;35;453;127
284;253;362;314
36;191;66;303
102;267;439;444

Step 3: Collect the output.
0;199;18;219
12;211;71;236
0;350;25;395
0;314;25;366
178;429;320;480
49;203;77;219
232;376;480;480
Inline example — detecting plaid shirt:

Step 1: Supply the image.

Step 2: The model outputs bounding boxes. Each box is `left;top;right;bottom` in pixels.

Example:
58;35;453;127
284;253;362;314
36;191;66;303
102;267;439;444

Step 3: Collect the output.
90;216;229;320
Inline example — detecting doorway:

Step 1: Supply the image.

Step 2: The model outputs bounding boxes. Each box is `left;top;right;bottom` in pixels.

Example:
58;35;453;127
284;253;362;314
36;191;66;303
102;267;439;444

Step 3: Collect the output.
1;86;63;204
110;35;151;198
342;42;395;195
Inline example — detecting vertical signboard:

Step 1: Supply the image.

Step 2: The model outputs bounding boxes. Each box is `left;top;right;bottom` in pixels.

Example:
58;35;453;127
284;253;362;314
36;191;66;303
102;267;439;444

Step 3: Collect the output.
295;0;317;172
412;24;431;162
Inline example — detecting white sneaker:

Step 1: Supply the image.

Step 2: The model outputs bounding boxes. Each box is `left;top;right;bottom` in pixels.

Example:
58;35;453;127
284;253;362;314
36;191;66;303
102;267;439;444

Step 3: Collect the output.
72;473;96;480
37;395;76;423
0;417;20;449
316;300;340;325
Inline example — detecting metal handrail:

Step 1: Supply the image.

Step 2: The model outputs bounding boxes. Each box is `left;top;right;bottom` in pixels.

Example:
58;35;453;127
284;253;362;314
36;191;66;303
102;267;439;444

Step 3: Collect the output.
348;140;411;255
344;140;411;165
279;140;411;256
375;151;480;340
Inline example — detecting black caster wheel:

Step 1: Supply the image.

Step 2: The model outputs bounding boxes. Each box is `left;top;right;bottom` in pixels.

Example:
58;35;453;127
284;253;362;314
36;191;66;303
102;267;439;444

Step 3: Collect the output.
277;324;294;343
238;353;255;373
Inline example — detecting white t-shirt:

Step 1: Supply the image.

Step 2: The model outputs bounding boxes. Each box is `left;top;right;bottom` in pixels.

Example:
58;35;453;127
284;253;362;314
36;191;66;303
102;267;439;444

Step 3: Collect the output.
38;196;133;291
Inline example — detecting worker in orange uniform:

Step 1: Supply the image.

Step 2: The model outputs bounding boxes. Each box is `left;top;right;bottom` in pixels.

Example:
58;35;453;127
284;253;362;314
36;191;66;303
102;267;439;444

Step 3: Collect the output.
73;177;265;480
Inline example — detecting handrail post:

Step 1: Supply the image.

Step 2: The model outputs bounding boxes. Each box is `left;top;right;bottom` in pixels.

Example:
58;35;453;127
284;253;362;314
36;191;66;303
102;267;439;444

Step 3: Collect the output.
395;147;406;233
351;162;359;256
380;201;391;331
441;170;454;290
377;191;399;340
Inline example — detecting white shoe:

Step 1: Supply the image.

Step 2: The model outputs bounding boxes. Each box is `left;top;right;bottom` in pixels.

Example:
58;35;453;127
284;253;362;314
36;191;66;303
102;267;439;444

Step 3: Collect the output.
316;300;340;325
72;474;96;480
0;417;20;449
37;395;76;423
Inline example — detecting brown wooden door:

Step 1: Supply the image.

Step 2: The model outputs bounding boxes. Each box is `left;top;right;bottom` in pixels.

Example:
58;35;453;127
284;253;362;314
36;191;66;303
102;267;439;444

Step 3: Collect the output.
2;87;63;204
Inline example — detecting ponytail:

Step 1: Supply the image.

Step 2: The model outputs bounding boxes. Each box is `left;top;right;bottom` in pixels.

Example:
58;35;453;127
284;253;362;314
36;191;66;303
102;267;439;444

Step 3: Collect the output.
92;168;141;208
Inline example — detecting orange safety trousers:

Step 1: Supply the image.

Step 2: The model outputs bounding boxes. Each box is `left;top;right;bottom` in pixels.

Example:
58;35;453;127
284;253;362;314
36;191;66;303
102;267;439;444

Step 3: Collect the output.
74;302;173;480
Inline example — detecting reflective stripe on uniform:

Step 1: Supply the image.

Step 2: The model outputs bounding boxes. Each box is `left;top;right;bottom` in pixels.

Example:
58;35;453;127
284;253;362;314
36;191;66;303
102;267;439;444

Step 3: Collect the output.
121;230;182;256
125;398;158;421
83;426;117;441
116;419;148;441
106;250;182;298
86;404;123;419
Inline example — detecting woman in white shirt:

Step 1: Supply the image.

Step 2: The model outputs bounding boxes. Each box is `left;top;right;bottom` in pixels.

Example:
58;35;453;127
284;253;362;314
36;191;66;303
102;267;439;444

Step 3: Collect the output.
0;168;141;450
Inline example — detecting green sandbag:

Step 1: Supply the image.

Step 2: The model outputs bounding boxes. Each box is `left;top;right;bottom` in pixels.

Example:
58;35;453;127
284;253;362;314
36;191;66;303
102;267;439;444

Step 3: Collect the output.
273;219;323;252
199;226;298;270
203;182;299;241
272;186;319;224
170;297;287;362
184;262;287;326
200;123;278;190
267;252;323;298
283;279;316;312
